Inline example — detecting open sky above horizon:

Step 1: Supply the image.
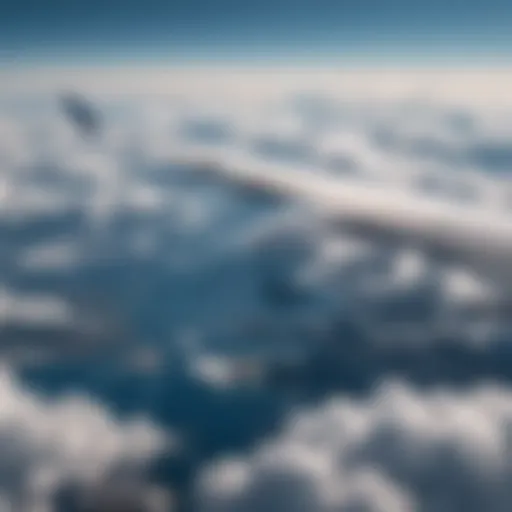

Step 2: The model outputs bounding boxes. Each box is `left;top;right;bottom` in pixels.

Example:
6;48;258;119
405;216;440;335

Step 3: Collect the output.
2;0;512;67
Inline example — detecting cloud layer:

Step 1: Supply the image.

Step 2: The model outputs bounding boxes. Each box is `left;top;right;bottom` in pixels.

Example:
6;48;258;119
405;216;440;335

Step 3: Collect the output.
3;67;512;509
198;380;512;512
0;368;171;512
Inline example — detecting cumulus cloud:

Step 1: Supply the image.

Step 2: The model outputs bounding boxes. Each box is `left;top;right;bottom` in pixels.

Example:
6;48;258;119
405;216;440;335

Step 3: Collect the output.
197;380;512;512
0;287;74;328
5;80;512;386
18;238;81;272
4;67;512;480
5;66;512;512
0;368;171;512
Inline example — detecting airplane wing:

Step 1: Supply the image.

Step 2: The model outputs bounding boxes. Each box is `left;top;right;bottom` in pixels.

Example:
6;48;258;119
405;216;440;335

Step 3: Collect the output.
173;149;512;295
56;93;512;296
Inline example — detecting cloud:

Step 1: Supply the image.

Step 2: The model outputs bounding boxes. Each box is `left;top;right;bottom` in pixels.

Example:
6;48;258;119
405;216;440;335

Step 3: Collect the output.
18;238;81;273
197;380;512;512
0;287;74;328
0;368;172;512
5;84;512;387
5;66;512;510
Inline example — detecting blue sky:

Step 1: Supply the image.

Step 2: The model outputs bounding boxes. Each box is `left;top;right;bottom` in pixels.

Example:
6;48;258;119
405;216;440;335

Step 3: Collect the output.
2;0;512;66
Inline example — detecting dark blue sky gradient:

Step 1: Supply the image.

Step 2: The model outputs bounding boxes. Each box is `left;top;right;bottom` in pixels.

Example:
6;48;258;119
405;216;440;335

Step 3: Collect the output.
2;0;512;65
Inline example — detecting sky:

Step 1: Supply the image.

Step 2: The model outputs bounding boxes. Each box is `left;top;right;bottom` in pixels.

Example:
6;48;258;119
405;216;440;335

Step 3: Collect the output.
2;0;512;66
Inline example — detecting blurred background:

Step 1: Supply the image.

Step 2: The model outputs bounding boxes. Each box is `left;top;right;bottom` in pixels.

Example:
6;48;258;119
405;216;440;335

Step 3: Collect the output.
2;1;512;511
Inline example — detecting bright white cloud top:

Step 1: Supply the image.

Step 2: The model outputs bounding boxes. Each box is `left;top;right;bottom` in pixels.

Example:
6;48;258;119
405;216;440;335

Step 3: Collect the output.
0;368;172;512
197;380;512;512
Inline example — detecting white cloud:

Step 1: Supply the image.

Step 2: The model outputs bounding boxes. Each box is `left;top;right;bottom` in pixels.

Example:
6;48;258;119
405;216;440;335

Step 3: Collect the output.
0;368;171;512
190;354;268;390
0;288;74;328
197;380;512;512
4;67;512;106
19;239;81;272
0;183;77;221
0;117;30;169
442;266;497;306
